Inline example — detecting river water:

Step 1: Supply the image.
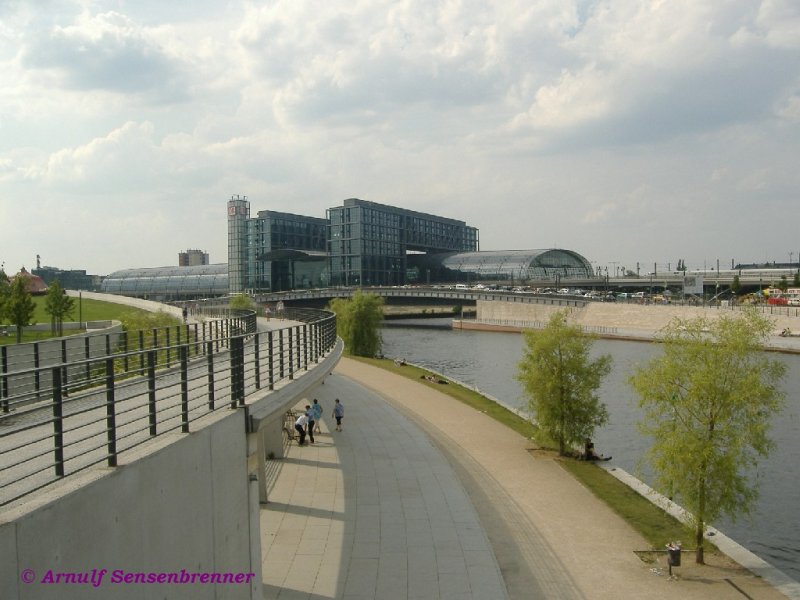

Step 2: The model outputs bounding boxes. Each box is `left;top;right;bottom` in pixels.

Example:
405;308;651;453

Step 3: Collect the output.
380;318;800;582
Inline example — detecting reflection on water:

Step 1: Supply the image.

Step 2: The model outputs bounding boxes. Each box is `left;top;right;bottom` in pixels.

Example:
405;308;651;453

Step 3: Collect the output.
381;318;800;582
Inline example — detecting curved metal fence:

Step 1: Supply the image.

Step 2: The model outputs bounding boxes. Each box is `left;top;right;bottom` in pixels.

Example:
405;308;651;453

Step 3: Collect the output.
0;308;336;507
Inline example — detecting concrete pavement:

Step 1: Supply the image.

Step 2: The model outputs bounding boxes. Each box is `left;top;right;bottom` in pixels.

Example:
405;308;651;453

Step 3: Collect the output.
261;358;791;599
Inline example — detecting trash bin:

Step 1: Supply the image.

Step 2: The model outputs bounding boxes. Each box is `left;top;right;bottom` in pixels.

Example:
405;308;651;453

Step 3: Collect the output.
667;546;681;567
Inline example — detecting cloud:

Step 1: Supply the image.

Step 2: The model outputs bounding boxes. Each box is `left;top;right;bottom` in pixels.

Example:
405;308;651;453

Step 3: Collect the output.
509;0;800;147
21;11;189;102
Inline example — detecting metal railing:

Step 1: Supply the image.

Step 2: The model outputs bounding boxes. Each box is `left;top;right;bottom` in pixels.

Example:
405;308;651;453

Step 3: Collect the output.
0;307;336;507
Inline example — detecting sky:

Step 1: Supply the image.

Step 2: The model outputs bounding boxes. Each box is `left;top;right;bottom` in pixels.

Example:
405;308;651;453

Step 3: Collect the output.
1;0;799;277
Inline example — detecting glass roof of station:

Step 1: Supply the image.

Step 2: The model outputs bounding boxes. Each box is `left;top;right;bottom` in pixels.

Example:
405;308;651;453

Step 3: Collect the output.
412;249;593;280
102;264;228;297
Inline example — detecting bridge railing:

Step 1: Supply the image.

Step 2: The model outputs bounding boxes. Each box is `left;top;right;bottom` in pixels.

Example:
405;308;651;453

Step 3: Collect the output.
0;308;336;508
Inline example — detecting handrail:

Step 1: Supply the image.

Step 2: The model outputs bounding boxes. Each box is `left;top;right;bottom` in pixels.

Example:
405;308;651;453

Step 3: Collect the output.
0;308;336;507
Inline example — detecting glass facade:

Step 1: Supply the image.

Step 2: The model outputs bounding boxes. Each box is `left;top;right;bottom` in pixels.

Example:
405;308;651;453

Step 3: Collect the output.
101;264;228;300
251;210;328;292
326;198;479;286
227;196;250;293
101;199;594;300
408;249;593;283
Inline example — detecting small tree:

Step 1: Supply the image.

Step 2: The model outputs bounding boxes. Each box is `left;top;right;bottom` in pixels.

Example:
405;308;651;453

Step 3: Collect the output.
6;276;36;343
730;275;741;297
0;270;9;323
329;290;383;357
778;275;789;293
44;281;75;337
629;311;786;564
516;310;611;455
229;293;255;311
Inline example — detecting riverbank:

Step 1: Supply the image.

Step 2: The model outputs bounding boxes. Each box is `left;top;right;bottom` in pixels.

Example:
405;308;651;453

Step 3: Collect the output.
333;358;792;599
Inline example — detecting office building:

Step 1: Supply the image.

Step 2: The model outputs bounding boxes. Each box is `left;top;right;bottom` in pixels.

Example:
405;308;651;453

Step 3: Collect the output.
178;249;210;267
326;198;479;286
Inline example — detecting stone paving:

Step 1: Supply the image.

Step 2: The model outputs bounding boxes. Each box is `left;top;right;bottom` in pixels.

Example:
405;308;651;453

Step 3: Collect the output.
261;369;507;599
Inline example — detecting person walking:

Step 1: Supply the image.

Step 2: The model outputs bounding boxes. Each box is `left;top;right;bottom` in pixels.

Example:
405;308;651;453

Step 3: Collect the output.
294;411;309;446
333;398;344;431
312;399;323;434
304;404;315;444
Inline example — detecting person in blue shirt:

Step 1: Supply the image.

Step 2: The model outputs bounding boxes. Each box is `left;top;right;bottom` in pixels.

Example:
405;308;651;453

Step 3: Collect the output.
312;399;323;434
333;399;344;431
304;404;315;444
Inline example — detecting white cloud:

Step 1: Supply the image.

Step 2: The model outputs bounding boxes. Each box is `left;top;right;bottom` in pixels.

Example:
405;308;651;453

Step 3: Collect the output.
0;0;799;275
21;10;190;102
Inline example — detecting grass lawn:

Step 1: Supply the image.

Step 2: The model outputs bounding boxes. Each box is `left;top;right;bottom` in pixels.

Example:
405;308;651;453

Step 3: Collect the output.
0;297;155;346
352;355;702;554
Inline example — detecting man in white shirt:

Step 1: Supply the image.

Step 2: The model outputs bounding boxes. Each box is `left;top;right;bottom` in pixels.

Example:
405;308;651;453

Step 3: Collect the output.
294;412;309;446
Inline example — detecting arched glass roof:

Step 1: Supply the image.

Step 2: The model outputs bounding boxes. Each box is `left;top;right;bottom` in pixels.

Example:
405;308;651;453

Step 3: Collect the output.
411;249;593;281
101;264;228;299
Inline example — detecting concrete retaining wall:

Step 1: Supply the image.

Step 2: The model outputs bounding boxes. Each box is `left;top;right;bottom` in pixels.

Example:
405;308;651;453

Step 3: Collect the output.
477;300;800;333
0;409;260;600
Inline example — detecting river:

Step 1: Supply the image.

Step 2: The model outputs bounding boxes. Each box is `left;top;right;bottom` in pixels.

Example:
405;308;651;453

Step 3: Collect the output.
380;318;800;582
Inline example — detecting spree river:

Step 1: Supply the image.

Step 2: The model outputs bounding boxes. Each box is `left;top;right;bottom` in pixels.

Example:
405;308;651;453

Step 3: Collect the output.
381;318;800;582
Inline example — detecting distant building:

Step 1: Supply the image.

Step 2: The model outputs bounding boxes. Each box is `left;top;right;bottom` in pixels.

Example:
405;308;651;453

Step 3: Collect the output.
11;267;49;295
227;197;328;293
32;266;100;291
227;196;480;293
326;198;479;287
102;264;228;300
101;196;593;300
178;249;210;267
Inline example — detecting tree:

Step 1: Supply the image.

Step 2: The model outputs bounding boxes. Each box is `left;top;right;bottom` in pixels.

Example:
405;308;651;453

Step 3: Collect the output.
44;281;75;337
229;293;255;311
329;290;383;357
629;311;786;564
730;274;741;297
516;310;611;456
0;269;9;323
778;275;789;293
6;276;36;343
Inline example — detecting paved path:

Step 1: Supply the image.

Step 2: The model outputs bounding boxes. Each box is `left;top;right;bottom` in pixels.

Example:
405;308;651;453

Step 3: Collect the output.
261;358;789;599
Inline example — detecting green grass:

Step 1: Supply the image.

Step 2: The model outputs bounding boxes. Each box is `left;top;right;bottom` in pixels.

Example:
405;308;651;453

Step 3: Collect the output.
1;297;156;346
353;356;542;442
559;459;690;550
352;355;708;554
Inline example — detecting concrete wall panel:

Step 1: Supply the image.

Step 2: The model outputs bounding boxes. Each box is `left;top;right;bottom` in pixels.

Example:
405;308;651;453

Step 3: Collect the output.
3;411;256;600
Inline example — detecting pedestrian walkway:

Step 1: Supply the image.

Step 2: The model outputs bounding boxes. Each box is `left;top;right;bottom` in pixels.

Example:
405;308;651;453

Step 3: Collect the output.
261;358;790;599
260;369;507;599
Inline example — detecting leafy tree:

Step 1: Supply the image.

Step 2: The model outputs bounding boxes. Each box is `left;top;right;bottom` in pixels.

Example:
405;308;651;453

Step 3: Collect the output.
44;281;75;336
229;293;255;311
793;272;800;287
730;275;741;297
0;270;9;323
778;275;788;293
629;311;786;564
329;290;383;357
516;310;612;456
6;276;36;343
